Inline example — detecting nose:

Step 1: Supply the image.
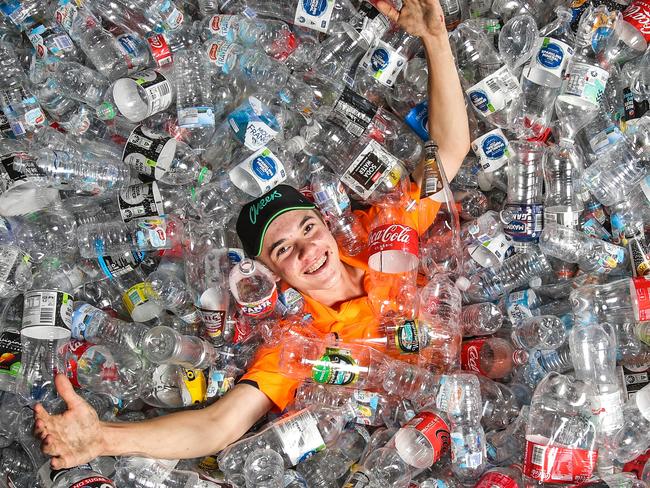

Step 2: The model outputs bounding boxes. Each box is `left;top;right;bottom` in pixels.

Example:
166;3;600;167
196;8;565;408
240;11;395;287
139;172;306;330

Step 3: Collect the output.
296;237;319;263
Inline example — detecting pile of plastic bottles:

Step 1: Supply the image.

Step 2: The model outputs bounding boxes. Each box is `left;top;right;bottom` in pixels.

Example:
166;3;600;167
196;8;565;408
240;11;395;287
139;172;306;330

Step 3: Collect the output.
0;0;649;486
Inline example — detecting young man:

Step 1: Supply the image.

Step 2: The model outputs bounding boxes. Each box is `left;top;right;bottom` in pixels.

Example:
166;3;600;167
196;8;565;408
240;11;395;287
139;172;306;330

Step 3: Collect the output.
34;0;470;469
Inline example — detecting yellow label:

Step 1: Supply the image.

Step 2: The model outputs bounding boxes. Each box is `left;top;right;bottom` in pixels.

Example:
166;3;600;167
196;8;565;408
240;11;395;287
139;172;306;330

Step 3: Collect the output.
122;282;153;314
180;368;207;406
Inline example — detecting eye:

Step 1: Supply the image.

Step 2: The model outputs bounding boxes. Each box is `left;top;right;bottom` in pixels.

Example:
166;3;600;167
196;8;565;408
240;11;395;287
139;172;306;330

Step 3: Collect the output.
276;245;290;259
304;223;315;234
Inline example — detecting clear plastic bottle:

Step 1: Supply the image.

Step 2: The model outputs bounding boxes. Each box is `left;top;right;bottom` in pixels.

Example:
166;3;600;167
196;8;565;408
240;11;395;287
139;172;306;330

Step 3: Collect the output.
146;269;200;327
393;408;451;468
228;259;278;319
309;159;366;256
461;337;517;379
605;383;650;463
109;67;175;123
460;302;504;337
539;221;627;274
244;448;284;488
77;214;185;259
511;315;567;350
173;46;215;131
142;325;217;369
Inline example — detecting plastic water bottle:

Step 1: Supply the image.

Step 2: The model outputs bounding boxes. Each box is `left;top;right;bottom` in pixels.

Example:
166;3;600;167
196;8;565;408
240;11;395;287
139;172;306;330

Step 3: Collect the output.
108;67;175;123
142;325;216;369
173;46;215;132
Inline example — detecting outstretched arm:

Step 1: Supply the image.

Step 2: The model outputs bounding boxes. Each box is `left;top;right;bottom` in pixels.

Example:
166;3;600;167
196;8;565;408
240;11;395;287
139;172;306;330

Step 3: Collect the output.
376;0;470;181
35;374;272;469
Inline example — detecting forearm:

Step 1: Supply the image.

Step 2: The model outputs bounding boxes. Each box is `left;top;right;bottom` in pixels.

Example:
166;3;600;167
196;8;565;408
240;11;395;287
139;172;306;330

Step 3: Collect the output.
422;33;470;179
99;384;272;460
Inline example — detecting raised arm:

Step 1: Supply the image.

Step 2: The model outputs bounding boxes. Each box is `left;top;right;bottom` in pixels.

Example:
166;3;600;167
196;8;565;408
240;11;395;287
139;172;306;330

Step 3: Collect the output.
35;374;272;469
376;0;471;181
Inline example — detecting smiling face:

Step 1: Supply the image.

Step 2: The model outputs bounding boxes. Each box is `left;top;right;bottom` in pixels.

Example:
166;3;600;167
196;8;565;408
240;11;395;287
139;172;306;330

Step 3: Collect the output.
258;209;344;295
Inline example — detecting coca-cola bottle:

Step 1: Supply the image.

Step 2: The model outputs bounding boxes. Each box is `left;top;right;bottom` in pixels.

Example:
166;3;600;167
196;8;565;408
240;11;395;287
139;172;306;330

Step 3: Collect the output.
623;0;650;44
461;336;520;379
367;186;419;321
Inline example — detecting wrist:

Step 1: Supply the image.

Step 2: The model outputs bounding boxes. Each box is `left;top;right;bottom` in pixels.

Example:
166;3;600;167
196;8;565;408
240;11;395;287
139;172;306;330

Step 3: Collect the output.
421;32;451;49
98;421;120;457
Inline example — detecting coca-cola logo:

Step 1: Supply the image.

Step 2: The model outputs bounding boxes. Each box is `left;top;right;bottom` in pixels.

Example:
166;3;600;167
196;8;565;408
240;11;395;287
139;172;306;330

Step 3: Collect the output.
368;224;418;256
210;15;222;31
624;0;650;40
466;345;480;372
208;43;220;61
147;34;165;50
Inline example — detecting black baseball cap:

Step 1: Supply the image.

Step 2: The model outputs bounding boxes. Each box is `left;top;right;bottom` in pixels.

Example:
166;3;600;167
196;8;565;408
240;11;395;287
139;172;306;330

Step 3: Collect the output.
236;185;316;257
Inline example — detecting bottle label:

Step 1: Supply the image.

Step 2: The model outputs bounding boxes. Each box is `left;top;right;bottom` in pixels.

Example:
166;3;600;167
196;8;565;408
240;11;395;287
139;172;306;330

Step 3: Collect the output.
0;0;30;26
71;303;101;341
118;181;164;222
367;223;419;268
54;1;80;33
629;236;650;277
591;390;624;432
158;1;184;30
592;242;626;273
0;151;45;195
503;203;544;242
198;308;226;339
294;0;336;33
227;96;279;150
475;471;518;488
0;330;21;378
22;290;73;338
404;100;430;141
312;347;359;385
359;41;408;87
134;217;169;250
275;410;326;465
28;24;74;59
146;34;173;67
122;282;154;315
205;39;237;71
460;339;489;376
128;70;173;117
356;2;390;44
471;129;511;172
350;390;381;425
96;252;144;280
623;0;650;41
505;289;537;324
69;476;115;488
544;208;580;227
122;125;175;180
229;147;287;196
632;277;650;321
313;181;350;216
343;469;371;488
582;218;612;241
63;338;94;388
178;106;215;129
330;87;378;138
179;368;206;406
206;367;235;398
435;375;466;416
341;139;400;199
450;429;484;468
115;34;143;71
468;232;513;266
207;14;239;38
238;286;278;318
561;62;609;106
529;37;574;79
523;438;598;483
402;411;451;462
588;124;623;154
393;320;420;353
466;65;521;115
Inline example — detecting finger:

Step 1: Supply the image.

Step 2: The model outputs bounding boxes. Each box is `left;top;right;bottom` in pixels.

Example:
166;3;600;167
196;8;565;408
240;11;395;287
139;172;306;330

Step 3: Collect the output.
34;403;51;421
375;0;400;23
34;418;48;437
54;374;82;410
50;456;68;470
41;436;58;456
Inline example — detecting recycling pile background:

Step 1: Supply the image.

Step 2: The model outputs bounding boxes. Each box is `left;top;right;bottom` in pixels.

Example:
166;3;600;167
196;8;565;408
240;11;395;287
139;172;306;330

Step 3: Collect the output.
0;0;649;485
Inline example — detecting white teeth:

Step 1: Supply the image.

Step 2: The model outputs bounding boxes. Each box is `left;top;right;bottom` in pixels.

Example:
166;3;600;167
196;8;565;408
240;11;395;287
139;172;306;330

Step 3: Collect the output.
305;255;327;274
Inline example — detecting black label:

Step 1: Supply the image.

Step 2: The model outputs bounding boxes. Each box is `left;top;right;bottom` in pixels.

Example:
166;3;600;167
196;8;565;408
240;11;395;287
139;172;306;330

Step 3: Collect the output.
69;476;115;488
395;320;420;353
0;152;44;193
0;330;21;377
97;251;145;279
623;88;636;121
331;87;378;137
122;125;172;180
345;149;389;194
118;181;163;222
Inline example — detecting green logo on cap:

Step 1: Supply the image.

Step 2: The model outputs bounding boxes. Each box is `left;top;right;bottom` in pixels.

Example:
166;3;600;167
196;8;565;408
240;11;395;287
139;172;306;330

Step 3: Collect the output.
249;189;282;225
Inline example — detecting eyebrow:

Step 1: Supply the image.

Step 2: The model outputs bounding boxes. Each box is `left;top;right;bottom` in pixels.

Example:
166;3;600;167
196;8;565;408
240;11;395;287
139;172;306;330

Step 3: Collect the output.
268;215;315;256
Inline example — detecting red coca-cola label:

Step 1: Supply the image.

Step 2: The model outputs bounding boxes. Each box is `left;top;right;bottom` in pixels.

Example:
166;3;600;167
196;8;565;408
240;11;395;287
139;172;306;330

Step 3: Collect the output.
270;32;298;61
475;471;518;488
523;439;598;484
632;277;650;321
368;224;419;258
146;34;173;66
403;411;450;462
624;0;650;41
63;339;94;388
461;339;486;375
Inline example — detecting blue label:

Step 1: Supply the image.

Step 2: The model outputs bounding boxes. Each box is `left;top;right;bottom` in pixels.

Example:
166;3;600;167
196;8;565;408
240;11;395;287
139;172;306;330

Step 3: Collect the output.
303;0;328;16
404;100;430;141
469;90;489;113
370;48;390;72
251;154;277;180
117;34;139;56
504;203;544;242
537;42;564;69
482;134;506;159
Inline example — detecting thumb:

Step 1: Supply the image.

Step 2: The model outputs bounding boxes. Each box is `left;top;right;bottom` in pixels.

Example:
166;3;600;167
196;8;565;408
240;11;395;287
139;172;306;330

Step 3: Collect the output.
54;374;83;410
374;0;400;24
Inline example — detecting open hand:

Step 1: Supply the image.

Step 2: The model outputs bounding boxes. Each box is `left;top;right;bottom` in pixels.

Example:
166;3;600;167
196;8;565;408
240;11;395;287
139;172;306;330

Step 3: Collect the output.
34;374;105;469
375;0;448;39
